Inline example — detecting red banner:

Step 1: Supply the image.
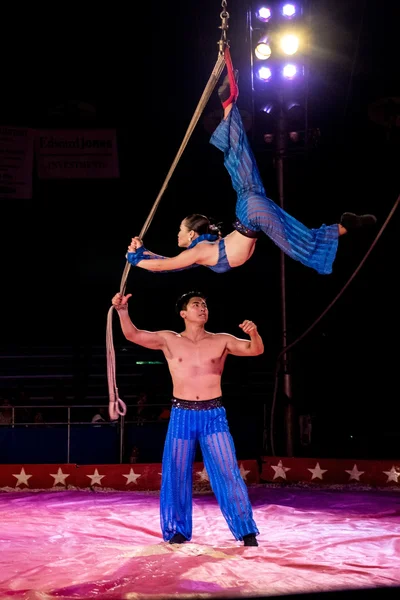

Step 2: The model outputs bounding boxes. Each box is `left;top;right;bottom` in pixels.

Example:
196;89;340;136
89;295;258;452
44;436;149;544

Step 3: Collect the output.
35;129;119;179
261;456;400;486
1;458;399;491
0;461;259;490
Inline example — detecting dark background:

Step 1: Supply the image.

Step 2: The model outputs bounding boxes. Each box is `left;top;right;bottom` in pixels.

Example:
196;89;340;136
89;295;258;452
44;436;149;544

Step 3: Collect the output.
0;0;399;458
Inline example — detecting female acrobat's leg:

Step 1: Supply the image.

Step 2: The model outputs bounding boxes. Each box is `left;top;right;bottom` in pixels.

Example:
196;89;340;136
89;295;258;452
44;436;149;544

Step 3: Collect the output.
210;104;339;274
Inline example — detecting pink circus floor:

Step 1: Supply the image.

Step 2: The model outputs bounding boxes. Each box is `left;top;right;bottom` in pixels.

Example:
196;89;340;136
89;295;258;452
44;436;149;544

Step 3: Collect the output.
1;485;400;600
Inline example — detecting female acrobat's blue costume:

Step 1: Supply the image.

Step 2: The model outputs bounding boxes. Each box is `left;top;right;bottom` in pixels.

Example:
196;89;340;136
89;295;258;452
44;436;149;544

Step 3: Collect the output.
128;104;339;275
209;104;339;275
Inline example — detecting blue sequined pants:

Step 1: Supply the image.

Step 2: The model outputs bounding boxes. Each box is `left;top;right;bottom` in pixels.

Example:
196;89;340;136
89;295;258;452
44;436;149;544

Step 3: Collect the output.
160;398;259;542
210;105;339;274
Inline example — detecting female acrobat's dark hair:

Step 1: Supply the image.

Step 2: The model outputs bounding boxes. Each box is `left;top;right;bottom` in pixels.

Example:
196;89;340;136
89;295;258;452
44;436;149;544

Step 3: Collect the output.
184;214;223;238
175;290;207;315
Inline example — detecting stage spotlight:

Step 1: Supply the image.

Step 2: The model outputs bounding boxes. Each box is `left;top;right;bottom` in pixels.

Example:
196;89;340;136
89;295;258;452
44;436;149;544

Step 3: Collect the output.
261;103;275;114
282;3;296;18
282;63;297;78
258;104;276;140
249;0;308;145
286;101;304;121
281;34;299;55
263;133;275;143
254;103;275;145
256;6;272;22
255;41;272;60
257;66;273;81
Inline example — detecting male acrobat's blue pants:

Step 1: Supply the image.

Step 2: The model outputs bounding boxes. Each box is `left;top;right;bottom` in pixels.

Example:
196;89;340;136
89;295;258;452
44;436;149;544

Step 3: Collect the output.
160;402;259;542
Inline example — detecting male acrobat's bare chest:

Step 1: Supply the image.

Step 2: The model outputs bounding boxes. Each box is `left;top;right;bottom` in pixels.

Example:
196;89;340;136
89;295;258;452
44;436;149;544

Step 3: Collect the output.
168;337;226;372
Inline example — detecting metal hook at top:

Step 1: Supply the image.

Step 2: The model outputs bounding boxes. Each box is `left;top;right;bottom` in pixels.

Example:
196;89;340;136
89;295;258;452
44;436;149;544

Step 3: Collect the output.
219;10;230;31
218;0;230;54
219;0;229;32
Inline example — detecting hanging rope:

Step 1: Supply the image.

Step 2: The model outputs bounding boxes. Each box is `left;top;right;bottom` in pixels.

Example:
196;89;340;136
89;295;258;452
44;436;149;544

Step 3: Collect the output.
107;4;231;420
267;192;400;455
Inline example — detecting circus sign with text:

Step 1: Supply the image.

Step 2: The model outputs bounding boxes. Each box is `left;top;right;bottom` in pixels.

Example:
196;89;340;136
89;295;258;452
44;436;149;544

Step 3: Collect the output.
35;129;119;179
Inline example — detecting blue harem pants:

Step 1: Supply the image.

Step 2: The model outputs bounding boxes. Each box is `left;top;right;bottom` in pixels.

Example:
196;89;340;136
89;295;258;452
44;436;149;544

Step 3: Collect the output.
160;398;259;542
209;105;339;274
